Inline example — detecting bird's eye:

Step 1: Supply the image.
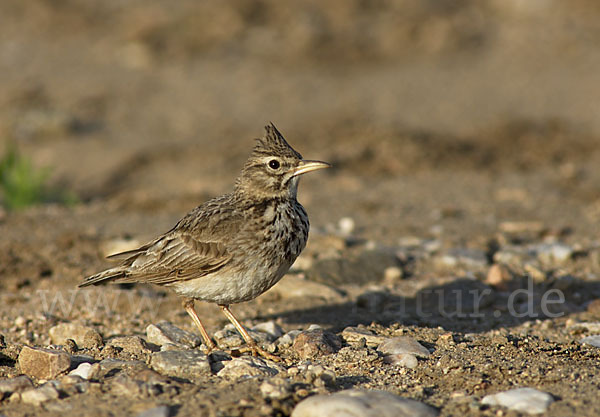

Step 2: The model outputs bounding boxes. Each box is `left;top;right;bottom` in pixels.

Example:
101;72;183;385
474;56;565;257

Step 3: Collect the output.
268;159;280;170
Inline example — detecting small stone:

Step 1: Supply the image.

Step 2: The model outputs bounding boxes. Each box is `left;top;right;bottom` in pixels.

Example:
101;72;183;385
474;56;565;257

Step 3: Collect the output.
213;329;244;349
146;321;201;349
493;246;529;266
341;327;386;347
21;384;59;406
535;243;573;265
107;336;153;354
136;405;170;417
18;346;71;380
0;376;34;397
57;375;90;396
436;333;455;346
436;248;488;269
292;330;342;359
482;387;553;414
110;369;173;397
499;221;545;234
150;350;210;380
252;321;284;340
217;356;284;379
94;358;148;379
69;362;94;379
383;266;403;283
277;330;301;348
568;322;600;334
580;335;600;348
378;337;430;358
338;217;355;236
14;316;27;328
260;377;293;400
383;353;418;369
291;389;438;417
49;323;103;349
485;264;511;286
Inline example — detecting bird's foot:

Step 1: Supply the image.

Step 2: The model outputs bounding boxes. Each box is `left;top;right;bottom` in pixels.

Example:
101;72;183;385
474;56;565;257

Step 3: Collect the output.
233;343;281;362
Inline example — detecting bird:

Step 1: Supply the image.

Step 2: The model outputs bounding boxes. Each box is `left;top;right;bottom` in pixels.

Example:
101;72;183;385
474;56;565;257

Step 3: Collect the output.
79;123;330;360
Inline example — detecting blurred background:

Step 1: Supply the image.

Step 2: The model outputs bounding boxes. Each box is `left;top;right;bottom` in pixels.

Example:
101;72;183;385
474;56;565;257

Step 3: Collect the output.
2;0;600;241
4;5;600;412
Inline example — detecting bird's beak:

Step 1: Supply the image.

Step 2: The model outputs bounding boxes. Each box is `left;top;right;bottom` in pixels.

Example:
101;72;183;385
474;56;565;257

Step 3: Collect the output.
291;160;331;177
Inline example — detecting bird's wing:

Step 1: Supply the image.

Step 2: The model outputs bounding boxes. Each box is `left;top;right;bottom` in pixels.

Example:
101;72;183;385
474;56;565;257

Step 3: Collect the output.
125;233;231;284
79;194;240;287
80;233;231;286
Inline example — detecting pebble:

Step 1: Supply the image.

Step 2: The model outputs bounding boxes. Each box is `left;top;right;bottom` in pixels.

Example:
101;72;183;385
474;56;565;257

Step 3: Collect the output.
493;246;528;266
378;337;431;358
436;248;488;269
146;321;201;349
535;243;573;264
485;264;511;286
292;329;342;359
341;327;387;347
383;353;418;368
580;335;600;348
217;356;284;379
499;221;545;234
568;322;600;334
213;325;273;349
277;330;301;348
150;350;211;380
21;384;60;406
18;346;71;380
49;322;103;349
69;362;94;379
338;217;355;236
482;387;554;414
383;266;403;283
95;358;148;379
107;336;153;354
14;316;27;328
260;377;293;400
0;375;33;397
136;405;170;417
291;389;438;417
110;369;173;397
57;375;90;396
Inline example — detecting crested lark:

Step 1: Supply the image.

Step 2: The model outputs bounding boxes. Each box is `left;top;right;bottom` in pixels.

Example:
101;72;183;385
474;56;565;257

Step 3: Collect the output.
79;124;329;360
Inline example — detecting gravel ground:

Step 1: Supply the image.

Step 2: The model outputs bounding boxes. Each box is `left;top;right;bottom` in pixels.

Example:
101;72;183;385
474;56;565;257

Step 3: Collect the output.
2;1;600;416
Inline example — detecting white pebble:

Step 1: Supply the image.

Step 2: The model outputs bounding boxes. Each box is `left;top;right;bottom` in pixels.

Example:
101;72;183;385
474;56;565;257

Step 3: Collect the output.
378;337;430;358
69;362;93;379
580;335;600;348
482;387;553;414
338;217;355;236
292;389;438;417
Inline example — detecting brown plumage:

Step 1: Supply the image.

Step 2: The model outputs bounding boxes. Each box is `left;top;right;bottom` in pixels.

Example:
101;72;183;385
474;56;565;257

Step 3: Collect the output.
79;124;329;360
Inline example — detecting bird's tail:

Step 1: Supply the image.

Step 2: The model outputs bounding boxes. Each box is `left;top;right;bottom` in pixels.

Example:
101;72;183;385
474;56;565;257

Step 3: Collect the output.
79;267;129;287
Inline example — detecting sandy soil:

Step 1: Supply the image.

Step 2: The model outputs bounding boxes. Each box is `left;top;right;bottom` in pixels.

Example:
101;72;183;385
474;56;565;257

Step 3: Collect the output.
2;1;600;416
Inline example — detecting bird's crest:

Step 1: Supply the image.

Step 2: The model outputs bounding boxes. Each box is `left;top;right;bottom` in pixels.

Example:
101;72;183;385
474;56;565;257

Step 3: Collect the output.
252;123;303;160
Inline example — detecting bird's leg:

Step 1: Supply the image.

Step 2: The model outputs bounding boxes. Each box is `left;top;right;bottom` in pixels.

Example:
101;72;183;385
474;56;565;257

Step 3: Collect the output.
183;298;216;352
219;304;280;362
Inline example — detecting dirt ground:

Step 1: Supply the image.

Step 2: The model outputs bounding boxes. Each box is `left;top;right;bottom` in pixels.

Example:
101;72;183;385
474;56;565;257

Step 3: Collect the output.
2;1;600;416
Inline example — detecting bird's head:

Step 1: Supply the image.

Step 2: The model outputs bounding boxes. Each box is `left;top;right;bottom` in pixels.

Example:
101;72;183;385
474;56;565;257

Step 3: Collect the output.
235;123;330;200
